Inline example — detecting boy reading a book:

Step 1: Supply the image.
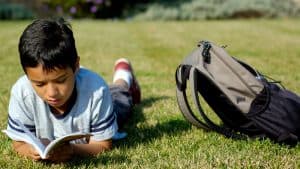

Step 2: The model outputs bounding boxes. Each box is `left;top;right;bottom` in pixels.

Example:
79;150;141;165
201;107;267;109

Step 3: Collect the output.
5;18;141;162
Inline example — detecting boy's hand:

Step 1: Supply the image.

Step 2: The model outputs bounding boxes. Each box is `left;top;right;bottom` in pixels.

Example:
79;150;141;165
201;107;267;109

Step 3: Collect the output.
12;141;42;161
46;143;74;163
40;138;51;146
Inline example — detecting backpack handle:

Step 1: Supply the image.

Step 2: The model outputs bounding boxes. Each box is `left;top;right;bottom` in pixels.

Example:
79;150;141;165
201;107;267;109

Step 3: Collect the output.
200;41;212;63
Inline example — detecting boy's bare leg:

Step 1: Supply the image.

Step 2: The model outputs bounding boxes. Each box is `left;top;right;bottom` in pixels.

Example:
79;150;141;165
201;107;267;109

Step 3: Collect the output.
113;79;129;90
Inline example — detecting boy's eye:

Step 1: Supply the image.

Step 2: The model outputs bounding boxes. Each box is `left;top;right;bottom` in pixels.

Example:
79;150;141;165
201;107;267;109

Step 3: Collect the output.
35;83;45;87
56;78;67;83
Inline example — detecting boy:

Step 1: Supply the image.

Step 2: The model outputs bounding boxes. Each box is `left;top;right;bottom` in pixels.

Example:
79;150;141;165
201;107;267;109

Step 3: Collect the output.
5;18;141;163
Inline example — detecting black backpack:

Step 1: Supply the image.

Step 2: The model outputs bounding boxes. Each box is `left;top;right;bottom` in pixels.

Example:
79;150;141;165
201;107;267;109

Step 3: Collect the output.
175;40;300;145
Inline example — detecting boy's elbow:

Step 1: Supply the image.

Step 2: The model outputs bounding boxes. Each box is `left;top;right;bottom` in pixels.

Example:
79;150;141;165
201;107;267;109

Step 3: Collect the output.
99;139;113;151
87;138;113;156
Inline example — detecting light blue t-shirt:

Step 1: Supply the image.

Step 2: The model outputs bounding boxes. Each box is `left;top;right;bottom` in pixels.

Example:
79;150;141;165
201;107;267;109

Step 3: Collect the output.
7;67;118;143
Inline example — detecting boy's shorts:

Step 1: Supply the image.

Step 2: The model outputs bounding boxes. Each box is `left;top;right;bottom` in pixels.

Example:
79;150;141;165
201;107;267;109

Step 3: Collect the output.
109;85;133;129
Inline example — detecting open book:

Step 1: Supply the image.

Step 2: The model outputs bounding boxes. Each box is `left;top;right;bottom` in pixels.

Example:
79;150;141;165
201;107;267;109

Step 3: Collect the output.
2;120;92;159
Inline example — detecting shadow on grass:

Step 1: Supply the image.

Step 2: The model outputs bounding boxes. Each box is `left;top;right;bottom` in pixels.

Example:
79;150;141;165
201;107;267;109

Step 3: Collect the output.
114;95;192;148
122;118;191;146
64;154;130;168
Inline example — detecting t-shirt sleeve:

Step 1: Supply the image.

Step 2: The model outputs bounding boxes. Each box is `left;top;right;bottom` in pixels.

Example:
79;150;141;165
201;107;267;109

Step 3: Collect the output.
89;86;118;141
6;90;36;140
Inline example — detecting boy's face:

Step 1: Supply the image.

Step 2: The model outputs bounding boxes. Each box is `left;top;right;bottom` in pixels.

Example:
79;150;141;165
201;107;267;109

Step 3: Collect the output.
25;64;78;114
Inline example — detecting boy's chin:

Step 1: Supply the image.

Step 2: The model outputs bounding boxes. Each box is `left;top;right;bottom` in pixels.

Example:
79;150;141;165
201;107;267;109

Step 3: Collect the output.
47;100;67;110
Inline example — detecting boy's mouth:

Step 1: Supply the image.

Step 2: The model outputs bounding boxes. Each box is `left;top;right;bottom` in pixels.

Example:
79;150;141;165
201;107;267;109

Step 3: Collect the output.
47;99;61;106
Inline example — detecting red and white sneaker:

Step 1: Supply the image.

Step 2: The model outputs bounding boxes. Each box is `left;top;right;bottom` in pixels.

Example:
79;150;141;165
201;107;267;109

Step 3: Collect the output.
114;58;141;104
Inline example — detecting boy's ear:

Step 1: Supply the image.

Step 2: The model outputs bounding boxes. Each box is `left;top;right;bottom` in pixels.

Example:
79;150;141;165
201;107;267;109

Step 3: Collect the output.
75;57;80;72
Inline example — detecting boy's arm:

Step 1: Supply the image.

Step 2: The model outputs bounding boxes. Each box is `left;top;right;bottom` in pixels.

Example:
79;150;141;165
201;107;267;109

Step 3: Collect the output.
12;141;42;161
72;139;112;156
45;139;112;163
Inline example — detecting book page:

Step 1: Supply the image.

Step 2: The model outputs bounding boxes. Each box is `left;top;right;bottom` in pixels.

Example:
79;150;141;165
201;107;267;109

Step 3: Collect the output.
43;132;92;158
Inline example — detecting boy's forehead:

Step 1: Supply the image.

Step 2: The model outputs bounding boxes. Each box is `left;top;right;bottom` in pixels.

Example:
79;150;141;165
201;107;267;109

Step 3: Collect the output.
25;64;73;81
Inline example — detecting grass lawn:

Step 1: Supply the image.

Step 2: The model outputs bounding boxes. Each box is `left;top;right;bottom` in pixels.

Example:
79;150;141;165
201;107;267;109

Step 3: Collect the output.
0;19;299;169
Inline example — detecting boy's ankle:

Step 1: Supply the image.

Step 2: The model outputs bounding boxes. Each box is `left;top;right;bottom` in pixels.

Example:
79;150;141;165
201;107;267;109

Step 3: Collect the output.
113;58;141;104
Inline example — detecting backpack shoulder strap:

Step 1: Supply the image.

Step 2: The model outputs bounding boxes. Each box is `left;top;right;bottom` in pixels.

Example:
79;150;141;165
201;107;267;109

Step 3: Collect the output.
175;65;210;130
189;67;246;139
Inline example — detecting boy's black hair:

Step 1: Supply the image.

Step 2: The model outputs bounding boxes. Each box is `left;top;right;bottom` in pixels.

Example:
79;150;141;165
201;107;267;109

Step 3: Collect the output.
18;18;78;73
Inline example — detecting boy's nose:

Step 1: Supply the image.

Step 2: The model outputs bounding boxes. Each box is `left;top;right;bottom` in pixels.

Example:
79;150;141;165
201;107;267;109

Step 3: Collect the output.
46;84;59;97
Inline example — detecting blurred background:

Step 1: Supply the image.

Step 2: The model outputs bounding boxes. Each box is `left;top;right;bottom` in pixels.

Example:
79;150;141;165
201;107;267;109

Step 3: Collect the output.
1;0;300;20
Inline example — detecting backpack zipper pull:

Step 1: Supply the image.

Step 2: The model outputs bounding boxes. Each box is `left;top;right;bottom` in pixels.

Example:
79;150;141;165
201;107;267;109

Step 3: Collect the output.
201;41;212;64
